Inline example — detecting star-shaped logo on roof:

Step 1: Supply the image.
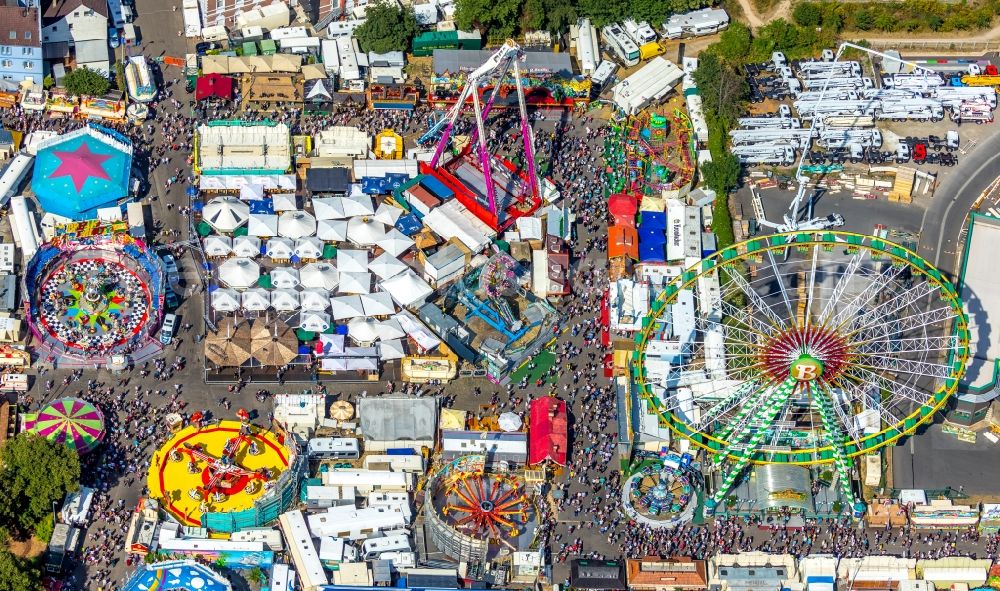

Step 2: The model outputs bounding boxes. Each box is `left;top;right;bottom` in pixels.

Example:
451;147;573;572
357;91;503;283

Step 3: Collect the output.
50;141;112;192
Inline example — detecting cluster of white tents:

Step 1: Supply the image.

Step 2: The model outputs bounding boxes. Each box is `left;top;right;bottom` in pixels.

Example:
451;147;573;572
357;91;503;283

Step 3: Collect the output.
203;190;435;351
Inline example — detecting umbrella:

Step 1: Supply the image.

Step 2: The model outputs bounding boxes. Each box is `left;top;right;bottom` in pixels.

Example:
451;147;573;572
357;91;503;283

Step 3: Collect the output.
373;202;404;226
348;316;382;344
498;412;523;432
240;184;265;200
204;317;253;367
331;295;366;320
300;262;339;290
368;252;407;280
341;194;374;217
378;338;406;360
278;210;317;238
300;288;331;312
337;249;369;273
299;311;331;332
232;235;262;258
347;216;386;246
317;219;349;242
24;397;105;454
248;213;279;237
218;257;261;289
313;196;347;220
241;287;271;312
375;318;406;340
211;287;242;312
329;400;354;421
338;272;371;294
294;237;325;260
271;267;300;289
203;235;233;257
360;292;396;316
375;228;414;257
266;237;294;260
250;320;299;366
203;196;250;233
273;193;298;211
270;288;300;311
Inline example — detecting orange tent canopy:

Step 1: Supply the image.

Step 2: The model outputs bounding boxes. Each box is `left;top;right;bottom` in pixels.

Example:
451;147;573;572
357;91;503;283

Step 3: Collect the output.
609;225;639;259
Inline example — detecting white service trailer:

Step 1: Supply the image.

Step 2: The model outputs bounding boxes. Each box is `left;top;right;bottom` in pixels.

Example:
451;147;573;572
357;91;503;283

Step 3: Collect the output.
729;128;812;150
731;144;797;165
736;117;801;129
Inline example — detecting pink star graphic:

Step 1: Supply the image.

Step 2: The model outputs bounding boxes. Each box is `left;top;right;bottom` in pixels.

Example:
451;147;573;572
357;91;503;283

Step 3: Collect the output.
49;141;112;192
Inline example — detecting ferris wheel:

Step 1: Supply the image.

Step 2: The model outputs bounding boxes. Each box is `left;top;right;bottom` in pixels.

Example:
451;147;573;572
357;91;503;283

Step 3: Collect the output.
633;231;970;512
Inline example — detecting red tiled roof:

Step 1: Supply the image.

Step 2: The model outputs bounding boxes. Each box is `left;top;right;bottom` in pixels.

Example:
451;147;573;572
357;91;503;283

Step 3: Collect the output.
528;397;567;466
626;557;708;590
0;6;39;48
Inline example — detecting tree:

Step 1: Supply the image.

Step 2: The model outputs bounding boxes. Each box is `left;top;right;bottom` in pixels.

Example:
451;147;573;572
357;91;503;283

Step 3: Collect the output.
354;0;418;54
455;0;523;40
712;21;751;64
541;0;577;33
853;9;875;30
692;53;748;125
792;2;821;27
33;513;54;543
0;549;38;591
42;74;54;90
0;434;80;535
702;152;741;196
62;66;109;97
576;0;626;27
115;61;126;93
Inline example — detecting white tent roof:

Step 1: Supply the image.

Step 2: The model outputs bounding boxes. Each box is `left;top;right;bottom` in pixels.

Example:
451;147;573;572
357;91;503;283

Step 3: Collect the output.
337;249;368;273
271;267;300;289
379;338;406;360
423;201;493;253
266;236;294;260
232;235;262;258
271;288;300;311
278;210;317;238
375;228;414;257
341;194;374;217
380;270;432;307
293;236;325;259
273;192;298;211
347;316;382;343
338;271;371;294
331;295;366;320
368;252;407;280
361;292;396;316
299;311;332;332
321;357;378;371
317;219;349;242
218;257;261;289
203;196;250;233
200;174;296;192
204;234;233;257
300;262;339;290
211;287;242;312
375;317;406;340
318;334;346;356
300;287;331;311
312;196;348;220
241;287;271;311
393;310;441;351
346;216;386;246
373;202;403;226
248;213;279;237
239;184;265;201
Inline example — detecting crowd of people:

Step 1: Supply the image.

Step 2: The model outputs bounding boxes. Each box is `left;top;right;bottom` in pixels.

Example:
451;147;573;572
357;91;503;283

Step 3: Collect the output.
7;51;1000;591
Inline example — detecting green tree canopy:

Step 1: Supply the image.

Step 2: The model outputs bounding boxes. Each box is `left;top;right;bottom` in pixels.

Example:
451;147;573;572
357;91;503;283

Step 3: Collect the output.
353;0;418;54
62;66;110;97
0;434;80;535
692;53;748;125
0;549;38;591
792;2;822;26
455;0;524;39
710;21;752;64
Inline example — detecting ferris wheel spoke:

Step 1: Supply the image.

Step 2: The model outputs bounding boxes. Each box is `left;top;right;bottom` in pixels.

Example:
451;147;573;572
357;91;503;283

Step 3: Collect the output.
692;379;767;431
766;249;797;324
722;265;789;330
843;280;942;335
719;299;780;339
816;250;865;327
825;263;908;330
820;379;867;440
843;366;933;411
845;304;958;342
810;382;860;506
852;355;952;380
853;334;957;353
804;243;819;326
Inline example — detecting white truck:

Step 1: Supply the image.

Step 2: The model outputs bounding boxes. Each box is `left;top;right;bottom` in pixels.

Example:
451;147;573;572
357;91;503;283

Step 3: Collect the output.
729;128;812;150
798;60;861;78
875;100;944;121
794;99;881;119
736;116;802;129
816;128;882;149
731;144;797;166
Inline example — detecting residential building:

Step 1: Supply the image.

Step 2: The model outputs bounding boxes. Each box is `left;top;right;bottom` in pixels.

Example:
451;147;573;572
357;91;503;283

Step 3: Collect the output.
41;0;109;75
0;0;42;84
626;557;708;591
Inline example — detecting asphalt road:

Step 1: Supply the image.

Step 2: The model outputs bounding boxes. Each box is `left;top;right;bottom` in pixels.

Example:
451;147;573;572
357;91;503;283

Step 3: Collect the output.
917;129;1000;276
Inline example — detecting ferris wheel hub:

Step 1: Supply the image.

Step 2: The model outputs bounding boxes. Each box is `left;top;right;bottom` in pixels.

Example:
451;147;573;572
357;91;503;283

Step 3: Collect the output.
789;354;824;382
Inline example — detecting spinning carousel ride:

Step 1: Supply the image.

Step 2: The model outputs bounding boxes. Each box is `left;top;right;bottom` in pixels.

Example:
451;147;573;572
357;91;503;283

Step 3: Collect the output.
23;222;165;361
621;452;701;527
147;416;292;527
425;455;536;561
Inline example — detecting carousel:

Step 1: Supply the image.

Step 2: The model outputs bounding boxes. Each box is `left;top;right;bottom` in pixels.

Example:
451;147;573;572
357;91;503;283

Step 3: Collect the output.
621;451;702;528
22;222;165;363
147;412;291;527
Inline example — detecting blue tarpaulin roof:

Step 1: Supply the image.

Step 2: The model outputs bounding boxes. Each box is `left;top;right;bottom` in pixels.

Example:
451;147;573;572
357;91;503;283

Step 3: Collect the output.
639;242;666;262
639;211;667;230
395;213;422;236
249;199;274;214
